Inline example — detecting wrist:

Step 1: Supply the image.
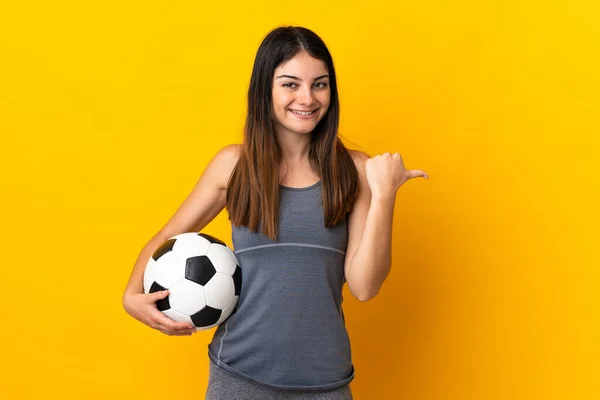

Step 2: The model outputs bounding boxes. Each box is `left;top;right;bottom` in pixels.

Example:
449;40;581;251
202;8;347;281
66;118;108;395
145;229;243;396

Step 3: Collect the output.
371;192;396;203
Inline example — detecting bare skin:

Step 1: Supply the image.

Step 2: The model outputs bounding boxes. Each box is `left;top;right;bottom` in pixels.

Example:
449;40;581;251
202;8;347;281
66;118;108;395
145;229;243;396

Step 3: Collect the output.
122;51;428;335
122;144;241;336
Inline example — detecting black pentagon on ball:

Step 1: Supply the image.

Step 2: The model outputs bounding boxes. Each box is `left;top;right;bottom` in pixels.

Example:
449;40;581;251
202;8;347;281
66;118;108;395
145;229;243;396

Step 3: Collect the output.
185;255;216;286
191;306;222;327
197;232;226;246
232;265;242;296
149;281;170;311
152;238;176;261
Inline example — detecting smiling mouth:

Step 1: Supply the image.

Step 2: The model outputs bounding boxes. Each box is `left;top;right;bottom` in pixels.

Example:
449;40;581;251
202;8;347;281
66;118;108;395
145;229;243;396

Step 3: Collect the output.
289;109;318;115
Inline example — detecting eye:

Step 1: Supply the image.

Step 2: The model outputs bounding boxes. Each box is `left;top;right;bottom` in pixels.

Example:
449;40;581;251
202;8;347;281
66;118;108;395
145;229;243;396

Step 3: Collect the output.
282;82;297;88
314;82;328;88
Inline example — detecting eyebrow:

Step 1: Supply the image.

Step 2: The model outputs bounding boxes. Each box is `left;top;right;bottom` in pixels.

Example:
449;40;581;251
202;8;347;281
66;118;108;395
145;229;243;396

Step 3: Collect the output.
275;74;330;81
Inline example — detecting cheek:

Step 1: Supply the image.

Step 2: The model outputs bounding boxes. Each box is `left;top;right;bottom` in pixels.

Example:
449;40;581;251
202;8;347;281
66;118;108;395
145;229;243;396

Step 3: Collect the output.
273;90;291;107
318;91;331;107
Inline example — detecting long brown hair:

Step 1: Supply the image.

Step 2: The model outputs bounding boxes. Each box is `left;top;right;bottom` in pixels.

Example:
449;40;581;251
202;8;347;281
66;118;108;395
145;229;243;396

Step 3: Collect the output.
226;26;359;241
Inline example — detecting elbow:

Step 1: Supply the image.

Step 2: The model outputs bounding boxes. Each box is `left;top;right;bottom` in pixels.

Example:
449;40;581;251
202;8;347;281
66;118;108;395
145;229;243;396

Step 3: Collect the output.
353;287;380;302
347;277;381;302
357;291;378;302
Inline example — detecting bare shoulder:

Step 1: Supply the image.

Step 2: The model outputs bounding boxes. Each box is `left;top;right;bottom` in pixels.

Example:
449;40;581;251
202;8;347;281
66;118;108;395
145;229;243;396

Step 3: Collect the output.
219;143;243;158
215;143;242;164
153;144;242;239
348;149;371;173
347;149;371;203
211;143;243;189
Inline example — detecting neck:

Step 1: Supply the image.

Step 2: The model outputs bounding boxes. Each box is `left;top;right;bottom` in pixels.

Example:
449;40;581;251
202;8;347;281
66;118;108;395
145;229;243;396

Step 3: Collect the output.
276;132;311;163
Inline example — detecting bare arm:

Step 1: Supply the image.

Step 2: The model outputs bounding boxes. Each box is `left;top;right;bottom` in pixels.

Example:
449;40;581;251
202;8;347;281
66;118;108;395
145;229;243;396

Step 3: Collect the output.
344;150;428;301
345;190;395;301
344;150;384;301
122;144;241;301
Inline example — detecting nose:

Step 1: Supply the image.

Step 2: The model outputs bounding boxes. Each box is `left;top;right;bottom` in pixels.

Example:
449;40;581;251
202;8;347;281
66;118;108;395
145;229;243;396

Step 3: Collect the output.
297;85;314;106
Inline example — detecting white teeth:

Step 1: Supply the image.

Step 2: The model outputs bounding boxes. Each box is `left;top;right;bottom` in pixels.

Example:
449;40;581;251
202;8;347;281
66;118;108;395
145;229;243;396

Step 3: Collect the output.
290;109;315;115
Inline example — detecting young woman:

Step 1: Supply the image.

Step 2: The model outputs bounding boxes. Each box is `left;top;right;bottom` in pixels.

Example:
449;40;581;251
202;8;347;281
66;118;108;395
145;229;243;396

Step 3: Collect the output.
123;26;428;400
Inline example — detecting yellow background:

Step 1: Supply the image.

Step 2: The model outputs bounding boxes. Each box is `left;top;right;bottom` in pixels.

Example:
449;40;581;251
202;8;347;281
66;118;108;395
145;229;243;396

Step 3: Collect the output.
1;0;598;399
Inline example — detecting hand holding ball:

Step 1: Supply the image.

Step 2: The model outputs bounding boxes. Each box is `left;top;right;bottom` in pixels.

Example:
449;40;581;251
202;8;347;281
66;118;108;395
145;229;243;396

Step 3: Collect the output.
143;232;242;332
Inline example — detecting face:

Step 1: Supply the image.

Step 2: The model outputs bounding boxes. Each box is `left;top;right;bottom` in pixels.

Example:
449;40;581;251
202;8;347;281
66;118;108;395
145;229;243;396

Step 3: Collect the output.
271;52;331;136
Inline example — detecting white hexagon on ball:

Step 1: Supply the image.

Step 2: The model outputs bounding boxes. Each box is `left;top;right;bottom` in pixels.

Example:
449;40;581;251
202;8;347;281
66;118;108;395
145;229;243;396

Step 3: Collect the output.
169;280;207;315
204;273;235;309
171;233;211;260
206;244;238;275
163;308;194;326
153;251;186;288
143;257;158;293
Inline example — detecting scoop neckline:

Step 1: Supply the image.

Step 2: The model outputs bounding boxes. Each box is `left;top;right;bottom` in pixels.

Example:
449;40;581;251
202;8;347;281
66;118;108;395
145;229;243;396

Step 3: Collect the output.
279;180;322;191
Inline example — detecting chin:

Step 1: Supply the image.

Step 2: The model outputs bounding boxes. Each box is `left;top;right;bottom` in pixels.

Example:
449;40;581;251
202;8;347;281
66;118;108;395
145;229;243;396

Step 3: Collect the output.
291;125;317;135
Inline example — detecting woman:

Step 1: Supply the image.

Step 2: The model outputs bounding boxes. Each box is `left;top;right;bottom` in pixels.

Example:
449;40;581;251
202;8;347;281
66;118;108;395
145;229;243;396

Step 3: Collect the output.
122;26;428;400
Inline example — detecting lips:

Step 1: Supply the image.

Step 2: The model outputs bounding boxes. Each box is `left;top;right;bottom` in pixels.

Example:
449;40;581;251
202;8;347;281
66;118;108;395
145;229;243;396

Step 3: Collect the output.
289;109;318;120
289;109;317;115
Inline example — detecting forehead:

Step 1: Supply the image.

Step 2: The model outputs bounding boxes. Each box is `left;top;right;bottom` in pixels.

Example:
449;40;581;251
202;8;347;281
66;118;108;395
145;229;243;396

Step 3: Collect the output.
274;52;328;77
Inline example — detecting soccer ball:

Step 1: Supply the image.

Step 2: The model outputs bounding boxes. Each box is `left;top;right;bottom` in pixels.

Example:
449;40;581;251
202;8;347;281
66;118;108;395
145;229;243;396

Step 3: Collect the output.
143;232;242;331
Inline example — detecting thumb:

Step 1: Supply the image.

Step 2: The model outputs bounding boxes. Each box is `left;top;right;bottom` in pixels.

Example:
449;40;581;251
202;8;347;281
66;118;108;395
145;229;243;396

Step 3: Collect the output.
151;289;169;301
407;169;429;179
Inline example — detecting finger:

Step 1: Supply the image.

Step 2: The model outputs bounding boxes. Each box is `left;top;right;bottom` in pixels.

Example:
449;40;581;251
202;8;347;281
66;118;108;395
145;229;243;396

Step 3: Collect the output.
158;327;193;336
150;307;195;331
407;170;429;179
149;291;190;329
150;289;170;302
164;326;195;336
156;321;195;335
